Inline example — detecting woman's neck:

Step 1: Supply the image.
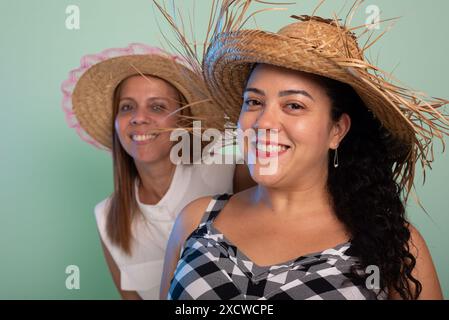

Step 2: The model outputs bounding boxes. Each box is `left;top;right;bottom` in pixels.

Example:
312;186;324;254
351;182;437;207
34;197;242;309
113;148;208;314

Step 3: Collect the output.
135;158;177;205
251;176;334;221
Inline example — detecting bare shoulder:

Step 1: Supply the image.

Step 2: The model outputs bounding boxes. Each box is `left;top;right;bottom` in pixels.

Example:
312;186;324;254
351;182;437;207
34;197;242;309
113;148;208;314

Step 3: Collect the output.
173;196;214;244
389;223;443;299
407;224;439;269
408;224;430;257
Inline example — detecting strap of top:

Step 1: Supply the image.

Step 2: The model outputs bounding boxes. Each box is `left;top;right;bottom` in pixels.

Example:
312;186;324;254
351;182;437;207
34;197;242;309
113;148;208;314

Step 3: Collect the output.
198;194;232;226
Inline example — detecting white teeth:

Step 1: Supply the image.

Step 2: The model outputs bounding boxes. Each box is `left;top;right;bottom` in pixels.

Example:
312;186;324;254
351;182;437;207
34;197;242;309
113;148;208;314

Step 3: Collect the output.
256;144;288;153
131;134;157;142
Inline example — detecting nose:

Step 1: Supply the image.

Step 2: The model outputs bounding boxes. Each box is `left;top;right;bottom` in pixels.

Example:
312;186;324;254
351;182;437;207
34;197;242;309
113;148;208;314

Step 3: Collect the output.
130;106;150;125
253;103;280;131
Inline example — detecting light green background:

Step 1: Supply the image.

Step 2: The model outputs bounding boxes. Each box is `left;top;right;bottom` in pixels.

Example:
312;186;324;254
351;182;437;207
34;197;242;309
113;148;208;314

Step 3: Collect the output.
0;0;448;299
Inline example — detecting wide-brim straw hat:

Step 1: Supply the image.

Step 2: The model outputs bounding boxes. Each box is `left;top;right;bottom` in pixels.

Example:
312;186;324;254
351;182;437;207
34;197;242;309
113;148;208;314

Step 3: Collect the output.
62;43;224;150
201;11;449;194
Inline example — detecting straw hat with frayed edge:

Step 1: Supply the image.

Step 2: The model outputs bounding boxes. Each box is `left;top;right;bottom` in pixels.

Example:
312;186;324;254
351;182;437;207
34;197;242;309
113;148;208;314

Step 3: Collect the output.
194;2;449;196
62;44;225;150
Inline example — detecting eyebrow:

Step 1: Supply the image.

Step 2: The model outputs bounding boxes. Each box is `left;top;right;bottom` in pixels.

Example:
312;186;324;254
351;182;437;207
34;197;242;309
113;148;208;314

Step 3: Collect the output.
243;88;265;96
279;90;314;101
244;88;314;101
119;97;171;103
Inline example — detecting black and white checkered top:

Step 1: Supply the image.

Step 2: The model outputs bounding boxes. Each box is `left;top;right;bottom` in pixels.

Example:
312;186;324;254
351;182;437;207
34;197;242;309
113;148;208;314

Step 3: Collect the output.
168;194;387;300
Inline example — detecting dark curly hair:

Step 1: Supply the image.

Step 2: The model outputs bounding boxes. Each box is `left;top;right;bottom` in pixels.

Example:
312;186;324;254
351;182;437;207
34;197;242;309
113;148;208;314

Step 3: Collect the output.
320;76;422;299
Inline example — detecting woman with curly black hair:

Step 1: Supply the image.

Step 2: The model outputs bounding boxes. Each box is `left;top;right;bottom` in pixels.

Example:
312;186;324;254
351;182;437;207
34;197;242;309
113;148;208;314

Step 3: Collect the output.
323;76;430;299
156;2;447;300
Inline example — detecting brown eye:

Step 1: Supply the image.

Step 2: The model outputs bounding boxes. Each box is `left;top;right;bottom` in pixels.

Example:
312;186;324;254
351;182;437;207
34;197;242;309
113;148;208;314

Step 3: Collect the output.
243;99;262;111
285;103;304;111
151;104;166;113
119;104;133;112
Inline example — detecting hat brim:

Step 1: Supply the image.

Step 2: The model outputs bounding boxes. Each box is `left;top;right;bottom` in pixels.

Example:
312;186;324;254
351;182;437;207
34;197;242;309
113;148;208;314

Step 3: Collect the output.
73;54;223;149
204;29;415;145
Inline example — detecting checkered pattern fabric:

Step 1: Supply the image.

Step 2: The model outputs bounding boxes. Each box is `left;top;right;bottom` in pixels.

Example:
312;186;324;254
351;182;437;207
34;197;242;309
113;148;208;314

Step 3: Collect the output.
168;194;387;300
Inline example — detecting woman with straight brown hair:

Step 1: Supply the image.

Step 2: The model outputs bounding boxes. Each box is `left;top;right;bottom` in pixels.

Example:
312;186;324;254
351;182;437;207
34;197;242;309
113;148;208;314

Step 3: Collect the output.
62;43;253;299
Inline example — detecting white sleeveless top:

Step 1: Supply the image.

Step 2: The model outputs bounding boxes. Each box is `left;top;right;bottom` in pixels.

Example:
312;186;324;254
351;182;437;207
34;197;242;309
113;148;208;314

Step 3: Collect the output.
94;162;235;299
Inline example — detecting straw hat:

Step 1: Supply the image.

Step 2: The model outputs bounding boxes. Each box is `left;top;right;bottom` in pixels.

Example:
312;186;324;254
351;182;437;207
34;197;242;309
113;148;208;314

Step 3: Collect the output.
201;14;449;193
62;43;224;150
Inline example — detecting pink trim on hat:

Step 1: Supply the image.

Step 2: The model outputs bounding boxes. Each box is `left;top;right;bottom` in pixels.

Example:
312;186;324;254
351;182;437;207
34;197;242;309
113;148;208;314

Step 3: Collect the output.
61;43;188;150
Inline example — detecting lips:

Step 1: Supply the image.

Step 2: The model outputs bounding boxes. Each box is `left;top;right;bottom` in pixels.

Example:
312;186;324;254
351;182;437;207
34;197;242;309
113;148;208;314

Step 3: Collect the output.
254;140;291;158
129;132;159;143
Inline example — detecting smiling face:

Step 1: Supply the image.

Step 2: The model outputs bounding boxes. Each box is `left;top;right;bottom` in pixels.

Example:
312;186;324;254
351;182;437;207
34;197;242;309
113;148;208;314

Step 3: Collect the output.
114;75;182;166
238;64;350;188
